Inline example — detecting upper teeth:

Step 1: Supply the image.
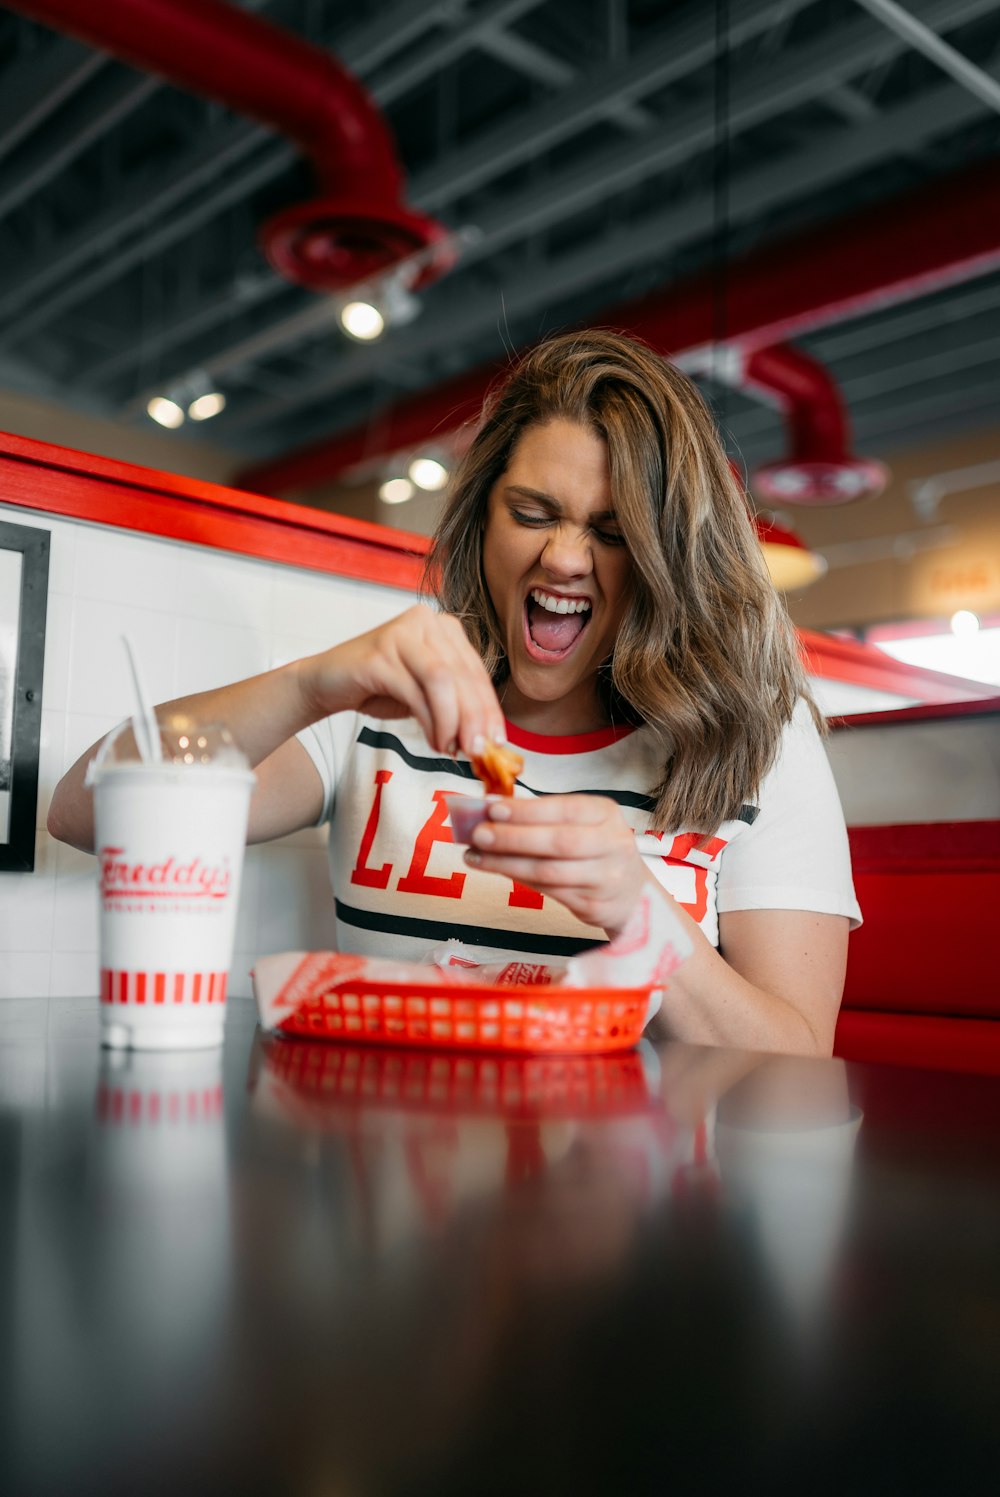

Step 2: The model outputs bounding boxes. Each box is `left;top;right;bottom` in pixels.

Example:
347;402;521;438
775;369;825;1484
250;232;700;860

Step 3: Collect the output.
531;589;591;615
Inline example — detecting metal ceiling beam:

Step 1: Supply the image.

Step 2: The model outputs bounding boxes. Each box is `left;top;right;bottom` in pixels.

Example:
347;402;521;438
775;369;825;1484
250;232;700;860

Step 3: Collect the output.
809;275;1000;361
220;30;1000;438
412;0;812;210
0;33;105;164
444;0;998;274
823;83;879;123
30;0;808;379
0;0;280;219
0;66;158;221
0;0;518;332
334;0;478;78
92;0;999;402
370;0;548;106
1;142;294;349
475;24;656;132
855;0;1000;114
85;270;292;388
835;327;1000;404
9;0;994;368
0;117;275;323
233;156;1000;491
746;369;1000;456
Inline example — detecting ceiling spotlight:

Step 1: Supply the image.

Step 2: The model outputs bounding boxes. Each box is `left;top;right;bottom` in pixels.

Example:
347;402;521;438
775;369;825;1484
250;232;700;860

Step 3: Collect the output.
950;609;980;637
146;395;185;429
379;477;414;505
408;456;449;491
187;390;226;421
340;300;385;341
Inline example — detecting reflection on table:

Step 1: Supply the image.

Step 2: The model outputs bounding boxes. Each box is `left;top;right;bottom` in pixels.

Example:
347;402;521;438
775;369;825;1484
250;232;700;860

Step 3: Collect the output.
2;1002;999;1496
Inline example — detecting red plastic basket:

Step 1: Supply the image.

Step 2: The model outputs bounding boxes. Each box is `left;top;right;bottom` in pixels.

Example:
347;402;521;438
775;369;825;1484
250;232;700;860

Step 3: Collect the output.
273;978;650;1055
259;1036;656;1118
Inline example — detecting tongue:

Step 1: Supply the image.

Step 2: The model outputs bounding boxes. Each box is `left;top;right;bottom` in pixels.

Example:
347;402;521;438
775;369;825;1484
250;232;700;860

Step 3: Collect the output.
527;599;588;653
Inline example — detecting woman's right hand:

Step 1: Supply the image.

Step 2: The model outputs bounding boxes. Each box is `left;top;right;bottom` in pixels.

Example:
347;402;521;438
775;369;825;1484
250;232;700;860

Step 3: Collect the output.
299;604;505;757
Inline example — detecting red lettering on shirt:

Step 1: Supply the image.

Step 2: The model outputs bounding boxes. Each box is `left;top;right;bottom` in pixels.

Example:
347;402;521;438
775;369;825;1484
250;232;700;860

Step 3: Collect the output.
508;881;544;910
660;833;727;924
350;769;394;890
397;791;467;899
665;833;727;863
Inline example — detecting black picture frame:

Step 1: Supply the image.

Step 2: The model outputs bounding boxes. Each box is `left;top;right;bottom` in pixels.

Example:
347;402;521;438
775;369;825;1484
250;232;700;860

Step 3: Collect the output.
0;519;49;872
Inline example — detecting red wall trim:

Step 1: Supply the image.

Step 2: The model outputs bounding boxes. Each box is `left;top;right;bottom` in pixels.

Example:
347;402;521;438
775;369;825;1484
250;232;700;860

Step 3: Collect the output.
0;430;428;591
797;627;989;703
830;695;1000;730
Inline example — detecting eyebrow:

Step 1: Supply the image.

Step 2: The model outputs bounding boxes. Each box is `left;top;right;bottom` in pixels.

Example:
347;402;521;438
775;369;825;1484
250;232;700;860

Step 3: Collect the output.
504;485;619;523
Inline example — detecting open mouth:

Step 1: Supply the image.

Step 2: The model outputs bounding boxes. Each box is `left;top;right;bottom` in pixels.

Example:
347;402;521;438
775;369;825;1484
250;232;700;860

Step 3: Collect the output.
523;588;592;660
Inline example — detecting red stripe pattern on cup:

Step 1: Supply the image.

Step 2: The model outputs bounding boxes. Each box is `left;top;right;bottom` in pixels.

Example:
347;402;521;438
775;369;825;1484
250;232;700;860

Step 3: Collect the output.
95;1083;224;1123
100;971;229;1005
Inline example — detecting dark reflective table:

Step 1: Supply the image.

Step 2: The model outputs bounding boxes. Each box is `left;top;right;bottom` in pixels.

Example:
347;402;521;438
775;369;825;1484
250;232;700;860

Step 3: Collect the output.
2;998;999;1496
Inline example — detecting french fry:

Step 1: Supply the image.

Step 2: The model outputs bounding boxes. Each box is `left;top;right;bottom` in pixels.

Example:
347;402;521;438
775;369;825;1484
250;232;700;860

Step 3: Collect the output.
470;739;523;796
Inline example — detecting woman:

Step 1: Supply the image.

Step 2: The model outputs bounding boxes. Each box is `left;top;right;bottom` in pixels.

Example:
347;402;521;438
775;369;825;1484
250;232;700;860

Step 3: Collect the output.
48;330;860;1055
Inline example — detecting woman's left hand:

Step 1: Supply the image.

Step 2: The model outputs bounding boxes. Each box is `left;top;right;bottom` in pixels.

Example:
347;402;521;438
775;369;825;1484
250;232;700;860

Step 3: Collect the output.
463;794;649;937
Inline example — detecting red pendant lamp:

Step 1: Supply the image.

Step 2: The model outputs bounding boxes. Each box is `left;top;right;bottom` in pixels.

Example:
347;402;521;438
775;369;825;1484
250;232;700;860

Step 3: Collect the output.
754;515;827;591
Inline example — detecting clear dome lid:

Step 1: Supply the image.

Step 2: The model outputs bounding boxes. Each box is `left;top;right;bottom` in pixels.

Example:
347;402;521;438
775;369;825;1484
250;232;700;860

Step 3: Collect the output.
86;714;250;780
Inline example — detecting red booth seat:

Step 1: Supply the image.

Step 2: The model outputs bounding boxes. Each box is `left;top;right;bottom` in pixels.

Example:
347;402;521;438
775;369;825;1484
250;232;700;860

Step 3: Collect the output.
834;821;1000;1074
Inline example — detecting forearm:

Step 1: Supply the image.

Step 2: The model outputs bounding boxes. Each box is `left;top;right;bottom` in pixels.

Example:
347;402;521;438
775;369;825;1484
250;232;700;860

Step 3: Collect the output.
646;882;829;1058
47;657;317;853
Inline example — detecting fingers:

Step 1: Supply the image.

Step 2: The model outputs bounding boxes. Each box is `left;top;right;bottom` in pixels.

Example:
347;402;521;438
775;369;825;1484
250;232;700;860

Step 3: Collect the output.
396;618;502;756
343;606;503;755
462;794;646;931
485;794;612;827
469;819;617;862
465;846;600;890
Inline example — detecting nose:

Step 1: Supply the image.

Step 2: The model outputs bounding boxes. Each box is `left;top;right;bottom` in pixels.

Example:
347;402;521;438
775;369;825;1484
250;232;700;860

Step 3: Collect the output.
541;523;593;579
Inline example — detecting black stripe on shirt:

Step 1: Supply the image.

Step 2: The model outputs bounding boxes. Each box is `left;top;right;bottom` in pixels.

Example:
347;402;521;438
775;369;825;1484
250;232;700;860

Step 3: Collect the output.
334;898;605;958
355;726;657;811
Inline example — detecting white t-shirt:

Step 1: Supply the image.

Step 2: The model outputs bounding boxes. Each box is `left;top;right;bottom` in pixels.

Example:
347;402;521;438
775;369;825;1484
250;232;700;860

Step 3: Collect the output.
297;698;860;963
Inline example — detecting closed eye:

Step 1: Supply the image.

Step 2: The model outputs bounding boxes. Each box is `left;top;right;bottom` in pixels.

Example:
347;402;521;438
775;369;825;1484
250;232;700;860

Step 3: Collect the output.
511;508;625;545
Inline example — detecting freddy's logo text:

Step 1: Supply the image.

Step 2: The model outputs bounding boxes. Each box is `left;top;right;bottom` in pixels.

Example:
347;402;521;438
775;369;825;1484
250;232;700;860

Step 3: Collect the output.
99;846;232;900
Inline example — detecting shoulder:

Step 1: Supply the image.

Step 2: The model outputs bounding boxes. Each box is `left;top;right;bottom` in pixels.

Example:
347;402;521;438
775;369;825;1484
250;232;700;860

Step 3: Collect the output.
740;695;847;841
762;697;830;793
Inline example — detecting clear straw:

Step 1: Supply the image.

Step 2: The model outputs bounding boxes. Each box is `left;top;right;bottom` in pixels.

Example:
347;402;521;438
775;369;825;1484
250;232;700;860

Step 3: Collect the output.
121;634;163;763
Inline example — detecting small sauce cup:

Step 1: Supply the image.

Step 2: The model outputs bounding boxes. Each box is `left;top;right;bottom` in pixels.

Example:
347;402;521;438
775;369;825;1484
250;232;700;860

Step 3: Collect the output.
441;791;498;844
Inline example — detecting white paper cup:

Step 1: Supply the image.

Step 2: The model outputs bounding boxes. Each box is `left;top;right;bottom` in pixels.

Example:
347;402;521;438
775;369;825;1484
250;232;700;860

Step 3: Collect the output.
89;722;254;1051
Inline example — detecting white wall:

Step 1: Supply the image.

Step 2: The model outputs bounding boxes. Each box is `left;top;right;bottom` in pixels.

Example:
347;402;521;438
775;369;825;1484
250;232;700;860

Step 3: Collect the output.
0;505;413;1000
826;715;1000;825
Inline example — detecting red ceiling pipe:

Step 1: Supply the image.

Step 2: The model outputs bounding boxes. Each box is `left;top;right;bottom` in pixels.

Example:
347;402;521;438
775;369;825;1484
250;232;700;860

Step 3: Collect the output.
236;159;1000;495
11;0;453;292
741;344;888;506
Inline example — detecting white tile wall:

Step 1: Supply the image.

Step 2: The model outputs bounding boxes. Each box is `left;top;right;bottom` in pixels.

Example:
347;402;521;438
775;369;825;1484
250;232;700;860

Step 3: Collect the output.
0;505;410;1002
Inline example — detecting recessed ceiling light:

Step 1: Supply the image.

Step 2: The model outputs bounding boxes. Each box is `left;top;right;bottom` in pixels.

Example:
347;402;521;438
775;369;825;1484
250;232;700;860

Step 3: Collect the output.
379;477;414;504
408;456;449;491
187;391;226;421
146;395;185;429
340;300;385;341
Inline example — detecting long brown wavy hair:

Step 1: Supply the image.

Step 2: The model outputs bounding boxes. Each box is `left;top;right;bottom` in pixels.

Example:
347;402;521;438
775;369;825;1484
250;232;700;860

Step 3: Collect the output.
425;328;814;834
